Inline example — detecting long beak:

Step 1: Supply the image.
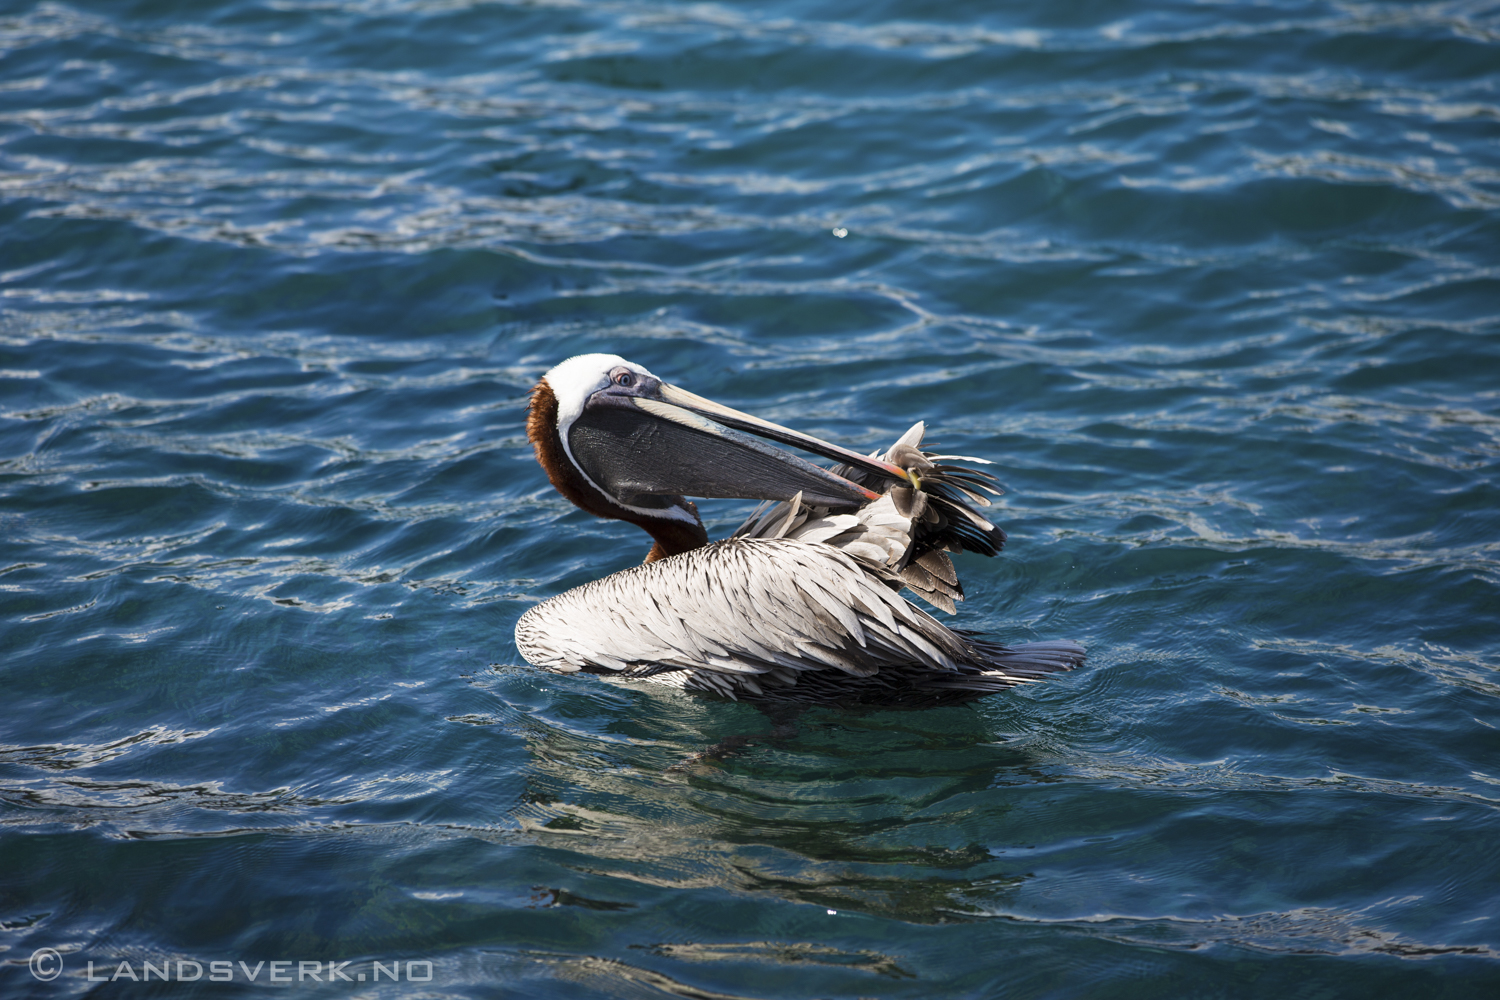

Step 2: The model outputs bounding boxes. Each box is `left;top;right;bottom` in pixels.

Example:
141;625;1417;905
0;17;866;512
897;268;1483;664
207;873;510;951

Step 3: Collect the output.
566;386;910;509
656;384;913;485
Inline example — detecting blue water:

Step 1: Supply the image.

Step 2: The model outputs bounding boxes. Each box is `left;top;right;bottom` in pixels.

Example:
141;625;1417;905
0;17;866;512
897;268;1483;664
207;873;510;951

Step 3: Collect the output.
3;0;1499;995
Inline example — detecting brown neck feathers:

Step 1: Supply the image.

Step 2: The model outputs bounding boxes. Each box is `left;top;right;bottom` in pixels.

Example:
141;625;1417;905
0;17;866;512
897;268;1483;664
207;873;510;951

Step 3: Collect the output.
528;379;709;563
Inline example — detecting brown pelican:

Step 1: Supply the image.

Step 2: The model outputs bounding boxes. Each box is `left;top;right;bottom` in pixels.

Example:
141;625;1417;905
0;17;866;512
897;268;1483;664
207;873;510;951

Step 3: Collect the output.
515;354;1084;706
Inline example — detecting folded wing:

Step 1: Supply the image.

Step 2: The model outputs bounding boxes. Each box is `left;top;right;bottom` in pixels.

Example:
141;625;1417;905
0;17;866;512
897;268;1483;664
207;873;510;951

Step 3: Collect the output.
515;536;1081;704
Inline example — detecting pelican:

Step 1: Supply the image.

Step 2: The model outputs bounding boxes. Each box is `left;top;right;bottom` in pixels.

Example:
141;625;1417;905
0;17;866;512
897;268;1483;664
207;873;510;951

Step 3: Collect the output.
515;354;1084;706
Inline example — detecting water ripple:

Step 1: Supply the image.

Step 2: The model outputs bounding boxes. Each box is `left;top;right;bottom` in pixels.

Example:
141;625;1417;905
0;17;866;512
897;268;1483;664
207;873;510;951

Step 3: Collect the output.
3;0;1498;993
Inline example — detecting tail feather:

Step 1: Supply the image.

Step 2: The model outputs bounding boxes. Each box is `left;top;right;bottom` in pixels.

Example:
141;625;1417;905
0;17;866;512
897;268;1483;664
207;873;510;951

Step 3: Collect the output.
972;639;1086;678
911;639;1085;698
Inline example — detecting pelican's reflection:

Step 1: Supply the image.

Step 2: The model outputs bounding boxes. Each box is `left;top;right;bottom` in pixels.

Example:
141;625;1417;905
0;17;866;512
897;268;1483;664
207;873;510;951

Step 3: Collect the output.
495;675;1050;924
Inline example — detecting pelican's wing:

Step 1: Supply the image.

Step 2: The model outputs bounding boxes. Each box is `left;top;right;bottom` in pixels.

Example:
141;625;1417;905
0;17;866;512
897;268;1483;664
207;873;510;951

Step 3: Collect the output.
515;536;979;699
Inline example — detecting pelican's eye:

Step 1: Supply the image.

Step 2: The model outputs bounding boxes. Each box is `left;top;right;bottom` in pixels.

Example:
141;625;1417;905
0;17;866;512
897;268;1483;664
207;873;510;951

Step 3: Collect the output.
613;371;635;387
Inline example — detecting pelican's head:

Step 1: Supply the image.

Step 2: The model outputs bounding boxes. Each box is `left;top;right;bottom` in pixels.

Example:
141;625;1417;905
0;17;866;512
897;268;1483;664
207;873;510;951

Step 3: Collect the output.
527;353;910;561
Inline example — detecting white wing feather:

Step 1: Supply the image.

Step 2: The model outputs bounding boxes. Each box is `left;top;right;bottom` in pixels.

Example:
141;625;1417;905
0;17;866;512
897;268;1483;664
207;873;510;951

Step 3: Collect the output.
515;537;965;686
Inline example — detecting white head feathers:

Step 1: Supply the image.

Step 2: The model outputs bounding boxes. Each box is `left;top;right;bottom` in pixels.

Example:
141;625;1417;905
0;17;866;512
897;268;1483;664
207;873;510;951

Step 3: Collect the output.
543;353;657;433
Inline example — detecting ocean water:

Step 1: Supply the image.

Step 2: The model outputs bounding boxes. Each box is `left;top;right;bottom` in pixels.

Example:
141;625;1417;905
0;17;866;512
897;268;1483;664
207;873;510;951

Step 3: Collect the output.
2;0;1499;996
